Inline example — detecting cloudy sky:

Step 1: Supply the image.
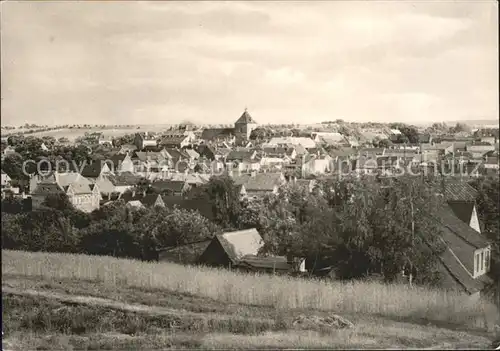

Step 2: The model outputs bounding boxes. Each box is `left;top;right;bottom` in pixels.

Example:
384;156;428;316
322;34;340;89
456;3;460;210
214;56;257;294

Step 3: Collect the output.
1;1;498;126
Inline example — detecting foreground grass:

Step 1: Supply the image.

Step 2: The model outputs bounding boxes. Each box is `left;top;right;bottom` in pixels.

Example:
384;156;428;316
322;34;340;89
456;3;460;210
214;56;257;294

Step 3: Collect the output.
2;289;492;350
3;250;497;329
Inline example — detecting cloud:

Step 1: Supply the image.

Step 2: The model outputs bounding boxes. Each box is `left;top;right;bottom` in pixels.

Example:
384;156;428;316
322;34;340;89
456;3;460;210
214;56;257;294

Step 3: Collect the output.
1;1;497;125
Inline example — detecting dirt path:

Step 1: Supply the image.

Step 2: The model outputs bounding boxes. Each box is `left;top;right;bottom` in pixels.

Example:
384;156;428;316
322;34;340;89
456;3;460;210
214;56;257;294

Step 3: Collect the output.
2;286;273;324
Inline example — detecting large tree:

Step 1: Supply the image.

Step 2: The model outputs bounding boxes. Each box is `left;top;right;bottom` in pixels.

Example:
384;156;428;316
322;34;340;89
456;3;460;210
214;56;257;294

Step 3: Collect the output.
206;174;242;228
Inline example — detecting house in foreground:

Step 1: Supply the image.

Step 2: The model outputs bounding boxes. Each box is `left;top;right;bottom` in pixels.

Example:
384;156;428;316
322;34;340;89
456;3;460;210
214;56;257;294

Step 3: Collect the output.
433;202;492;300
197;228;306;275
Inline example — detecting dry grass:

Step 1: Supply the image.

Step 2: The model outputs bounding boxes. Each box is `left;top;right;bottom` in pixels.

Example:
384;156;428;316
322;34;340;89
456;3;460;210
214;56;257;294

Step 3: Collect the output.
2;250;498;329
3;125;173;141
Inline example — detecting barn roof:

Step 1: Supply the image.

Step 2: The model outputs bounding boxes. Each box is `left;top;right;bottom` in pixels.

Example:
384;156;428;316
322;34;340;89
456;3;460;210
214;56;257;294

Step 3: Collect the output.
215;228;264;263
435;203;489;250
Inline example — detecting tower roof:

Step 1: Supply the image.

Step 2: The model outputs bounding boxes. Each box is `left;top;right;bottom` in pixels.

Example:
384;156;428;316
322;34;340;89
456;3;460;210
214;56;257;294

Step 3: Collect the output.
235;109;257;124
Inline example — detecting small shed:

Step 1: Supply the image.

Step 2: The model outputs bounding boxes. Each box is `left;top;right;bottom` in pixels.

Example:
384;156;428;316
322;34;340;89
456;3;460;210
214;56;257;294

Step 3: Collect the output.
198;228;264;268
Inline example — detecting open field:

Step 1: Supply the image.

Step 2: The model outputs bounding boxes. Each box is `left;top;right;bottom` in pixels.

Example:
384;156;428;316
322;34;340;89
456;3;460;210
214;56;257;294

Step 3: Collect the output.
0;125;176;141
2;250;499;349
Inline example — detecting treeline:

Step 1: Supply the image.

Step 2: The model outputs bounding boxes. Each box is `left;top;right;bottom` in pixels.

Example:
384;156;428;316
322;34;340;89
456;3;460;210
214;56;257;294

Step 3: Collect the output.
1;194;222;261
2;174;498;287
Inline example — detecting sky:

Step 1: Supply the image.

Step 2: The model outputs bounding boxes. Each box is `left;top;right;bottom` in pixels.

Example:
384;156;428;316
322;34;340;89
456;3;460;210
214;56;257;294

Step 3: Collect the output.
1;1;498;126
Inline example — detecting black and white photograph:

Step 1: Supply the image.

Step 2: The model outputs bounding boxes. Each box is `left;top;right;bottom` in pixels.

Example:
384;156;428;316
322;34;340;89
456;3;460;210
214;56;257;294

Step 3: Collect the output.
1;0;499;349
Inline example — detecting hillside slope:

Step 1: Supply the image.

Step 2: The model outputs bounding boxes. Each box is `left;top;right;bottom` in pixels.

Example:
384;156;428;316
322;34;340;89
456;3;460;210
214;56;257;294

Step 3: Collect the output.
2;250;498;350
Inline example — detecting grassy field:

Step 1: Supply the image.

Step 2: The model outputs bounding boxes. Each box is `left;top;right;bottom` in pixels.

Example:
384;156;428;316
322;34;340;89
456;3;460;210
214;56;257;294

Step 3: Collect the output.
0;125;175;141
2;250;499;350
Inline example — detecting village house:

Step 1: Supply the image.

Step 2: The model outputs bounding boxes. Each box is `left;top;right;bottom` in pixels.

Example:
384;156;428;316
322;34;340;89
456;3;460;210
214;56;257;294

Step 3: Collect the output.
159;131;195;149
358;147;386;158
114;191;165;208
195;144;217;161
40;142;49;152
80;160;114;179
328;147;358;167
30;173;101;213
108;153;135;174
1;169;12;189
102;172;141;195
83;132;104;145
214;147;232;160
301;153;333;177
232;172;286;199
163;148;192;169
312;132;346;146
197;228;262;268
3;145;16;157
118;144;138;155
197;228;306;274
359;130;388;145
261;146;297;161
166;173;211;188
134;132;158;150
225;149;261;174
473;128;499;145
151;179;190;196
341;136;358;148
98;136;113;146
184;148;200;161
466;142;496;159
483;156;499;171
258;147;294;169
433;202;492;300
266;137;316;150
200;128;236;145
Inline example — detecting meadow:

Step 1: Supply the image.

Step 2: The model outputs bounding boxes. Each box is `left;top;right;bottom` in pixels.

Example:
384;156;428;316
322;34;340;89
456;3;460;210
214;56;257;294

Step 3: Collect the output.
0;125;175;141
2;249;498;350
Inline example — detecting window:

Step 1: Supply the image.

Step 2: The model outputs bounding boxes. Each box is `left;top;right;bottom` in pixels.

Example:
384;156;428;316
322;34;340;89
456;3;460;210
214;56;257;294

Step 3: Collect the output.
481;251;484;271
486;250;490;270
476;254;480;273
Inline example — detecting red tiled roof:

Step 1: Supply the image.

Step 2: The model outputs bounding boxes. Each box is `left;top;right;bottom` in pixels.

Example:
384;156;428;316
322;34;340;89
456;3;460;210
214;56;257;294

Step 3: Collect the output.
214;228;264;264
443;180;478;202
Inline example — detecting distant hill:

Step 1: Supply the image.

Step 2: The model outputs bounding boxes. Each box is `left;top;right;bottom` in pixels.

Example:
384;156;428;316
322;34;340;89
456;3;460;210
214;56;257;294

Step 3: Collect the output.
444;119;499;127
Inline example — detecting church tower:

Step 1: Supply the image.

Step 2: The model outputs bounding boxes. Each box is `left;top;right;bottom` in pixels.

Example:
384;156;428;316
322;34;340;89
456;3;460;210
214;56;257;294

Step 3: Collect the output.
234;108;258;145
